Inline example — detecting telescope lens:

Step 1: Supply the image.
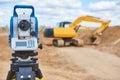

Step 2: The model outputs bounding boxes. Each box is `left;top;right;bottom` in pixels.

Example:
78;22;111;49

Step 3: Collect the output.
18;20;31;31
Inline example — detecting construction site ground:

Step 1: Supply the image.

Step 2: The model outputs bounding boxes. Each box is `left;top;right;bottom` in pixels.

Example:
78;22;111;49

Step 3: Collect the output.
0;26;120;80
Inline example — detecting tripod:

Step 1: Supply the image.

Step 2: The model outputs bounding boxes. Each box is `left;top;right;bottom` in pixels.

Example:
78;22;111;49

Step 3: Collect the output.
6;51;44;80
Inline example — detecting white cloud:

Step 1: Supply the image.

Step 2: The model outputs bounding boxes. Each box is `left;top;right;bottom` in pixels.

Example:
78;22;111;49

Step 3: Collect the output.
88;0;120;26
89;1;116;11
8;0;83;26
19;0;82;9
0;0;18;3
0;0;119;27
0;7;12;26
0;0;12;2
0;0;80;25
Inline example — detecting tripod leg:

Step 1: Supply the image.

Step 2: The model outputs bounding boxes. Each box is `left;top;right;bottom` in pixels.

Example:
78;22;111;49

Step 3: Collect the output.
35;68;44;79
6;70;15;80
39;77;44;80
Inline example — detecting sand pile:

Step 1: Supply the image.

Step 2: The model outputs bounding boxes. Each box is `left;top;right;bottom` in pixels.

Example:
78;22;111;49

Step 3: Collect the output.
101;26;120;46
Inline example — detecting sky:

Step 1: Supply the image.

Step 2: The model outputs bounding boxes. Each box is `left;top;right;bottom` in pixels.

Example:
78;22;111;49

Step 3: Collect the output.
0;0;120;27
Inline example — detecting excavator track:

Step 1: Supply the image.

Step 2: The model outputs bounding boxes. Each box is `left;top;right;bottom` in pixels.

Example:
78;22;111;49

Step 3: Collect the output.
53;39;64;47
73;38;84;46
53;38;84;47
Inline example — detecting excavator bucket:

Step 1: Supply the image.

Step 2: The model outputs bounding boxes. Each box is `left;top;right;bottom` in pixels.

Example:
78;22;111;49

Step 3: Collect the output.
87;34;101;45
82;32;101;45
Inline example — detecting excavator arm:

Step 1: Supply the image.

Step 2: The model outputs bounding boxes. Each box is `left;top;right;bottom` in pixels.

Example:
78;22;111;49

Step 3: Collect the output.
94;20;111;35
70;16;110;32
70;15;111;45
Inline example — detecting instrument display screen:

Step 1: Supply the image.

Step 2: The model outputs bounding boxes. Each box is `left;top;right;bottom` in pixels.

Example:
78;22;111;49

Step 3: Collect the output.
16;42;27;47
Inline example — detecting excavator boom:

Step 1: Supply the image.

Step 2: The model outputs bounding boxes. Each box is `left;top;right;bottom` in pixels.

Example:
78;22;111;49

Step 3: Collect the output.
70;15;110;30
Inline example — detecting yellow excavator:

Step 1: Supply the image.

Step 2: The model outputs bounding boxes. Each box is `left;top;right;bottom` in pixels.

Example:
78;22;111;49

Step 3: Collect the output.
44;15;111;47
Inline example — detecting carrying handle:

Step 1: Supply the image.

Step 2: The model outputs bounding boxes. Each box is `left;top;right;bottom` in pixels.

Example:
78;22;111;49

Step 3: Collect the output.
13;5;35;17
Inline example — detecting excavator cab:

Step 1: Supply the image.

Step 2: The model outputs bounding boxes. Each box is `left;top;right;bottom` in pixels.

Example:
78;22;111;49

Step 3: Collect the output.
56;21;72;28
56;21;81;32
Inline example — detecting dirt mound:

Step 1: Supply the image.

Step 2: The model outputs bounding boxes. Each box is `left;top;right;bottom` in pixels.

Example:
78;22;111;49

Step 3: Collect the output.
0;27;9;33
92;26;120;57
101;26;120;46
0;34;9;47
78;26;120;57
79;26;120;46
79;31;93;44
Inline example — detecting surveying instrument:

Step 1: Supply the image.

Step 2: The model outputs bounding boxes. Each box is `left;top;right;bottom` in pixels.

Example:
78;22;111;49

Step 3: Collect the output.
6;5;44;80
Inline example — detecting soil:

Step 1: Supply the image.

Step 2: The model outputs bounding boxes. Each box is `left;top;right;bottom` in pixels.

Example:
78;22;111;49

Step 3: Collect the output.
0;26;120;80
